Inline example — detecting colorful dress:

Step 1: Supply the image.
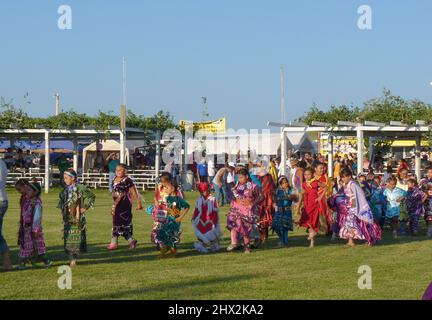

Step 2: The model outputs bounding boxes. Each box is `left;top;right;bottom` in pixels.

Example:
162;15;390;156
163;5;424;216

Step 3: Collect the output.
290;167;303;224
272;188;293;245
227;181;264;240
155;195;190;249
396;180;409;222
329;187;349;235
299;179;322;234
316;174;333;234
406;186;425;233
58;184;95;257
425;196;432;224
420;178;432;191
151;185;183;249
192;195;222;252
370;185;386;222
383;187;407;220
339;180;382;245
111;176;136;240
258;174;276;240
18;196;46;258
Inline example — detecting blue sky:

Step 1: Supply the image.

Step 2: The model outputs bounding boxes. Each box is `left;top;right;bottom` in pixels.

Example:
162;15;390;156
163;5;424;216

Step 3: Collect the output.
1;0;432;129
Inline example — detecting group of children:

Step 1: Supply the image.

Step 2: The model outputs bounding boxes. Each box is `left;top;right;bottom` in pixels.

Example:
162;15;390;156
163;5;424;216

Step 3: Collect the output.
11;162;432;269
356;167;432;239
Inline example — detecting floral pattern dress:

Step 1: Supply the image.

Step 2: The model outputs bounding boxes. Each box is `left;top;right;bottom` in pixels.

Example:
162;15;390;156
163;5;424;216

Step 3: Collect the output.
227;181;264;239
18;196;46;258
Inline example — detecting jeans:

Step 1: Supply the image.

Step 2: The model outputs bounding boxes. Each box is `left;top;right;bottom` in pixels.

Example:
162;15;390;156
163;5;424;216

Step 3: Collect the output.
213;183;223;207
0;200;9;255
109;172;116;192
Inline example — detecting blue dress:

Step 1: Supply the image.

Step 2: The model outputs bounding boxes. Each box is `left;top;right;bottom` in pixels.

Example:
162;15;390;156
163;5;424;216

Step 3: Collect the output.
272;188;293;244
383;187;407;219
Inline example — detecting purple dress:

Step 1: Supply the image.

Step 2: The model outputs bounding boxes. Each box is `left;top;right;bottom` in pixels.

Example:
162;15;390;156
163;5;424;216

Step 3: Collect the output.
111;176;136;240
406;186;425;233
227;182;263;238
339;181;382;245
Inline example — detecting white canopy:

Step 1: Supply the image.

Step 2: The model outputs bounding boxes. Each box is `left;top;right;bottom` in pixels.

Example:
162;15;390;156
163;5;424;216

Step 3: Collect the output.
82;140;130;172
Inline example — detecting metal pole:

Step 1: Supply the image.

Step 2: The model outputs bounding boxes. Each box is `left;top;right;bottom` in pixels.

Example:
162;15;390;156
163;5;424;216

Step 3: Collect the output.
328;135;334;178
357;128;364;176
44;131;50;194
280;129;287;176
73;136;78;172
415;135;421;182
155;131;161;178
120;130;125;164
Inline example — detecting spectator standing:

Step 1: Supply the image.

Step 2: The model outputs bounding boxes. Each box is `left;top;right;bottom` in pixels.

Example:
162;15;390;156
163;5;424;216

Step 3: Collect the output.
197;159;208;183
24;150;35;170
106;153;120;193
207;157;216;185
0;158;12;270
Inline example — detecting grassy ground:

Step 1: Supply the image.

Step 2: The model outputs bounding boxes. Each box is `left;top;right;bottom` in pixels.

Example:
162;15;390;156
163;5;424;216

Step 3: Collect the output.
0;188;431;300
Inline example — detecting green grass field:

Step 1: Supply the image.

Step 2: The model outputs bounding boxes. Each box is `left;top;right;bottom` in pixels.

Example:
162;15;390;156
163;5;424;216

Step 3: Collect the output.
0;188;431;300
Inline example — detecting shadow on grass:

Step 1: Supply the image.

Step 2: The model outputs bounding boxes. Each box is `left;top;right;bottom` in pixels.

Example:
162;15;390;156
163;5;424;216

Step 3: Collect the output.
74;273;259;300
6;228;432;269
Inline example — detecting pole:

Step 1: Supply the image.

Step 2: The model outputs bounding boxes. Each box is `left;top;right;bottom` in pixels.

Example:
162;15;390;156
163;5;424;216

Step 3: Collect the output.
280;66;286;124
73;136;78;172
357;128;364;176
54;93;60;116
120;130;125;164
415;135;421;182
328;135;334;178
155;131;161;178
280;129;287;176
44;131;50;194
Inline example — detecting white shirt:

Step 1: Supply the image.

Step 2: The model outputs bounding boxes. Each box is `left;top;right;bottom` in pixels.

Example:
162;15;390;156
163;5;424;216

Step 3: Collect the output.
0;159;8;202
207;159;215;177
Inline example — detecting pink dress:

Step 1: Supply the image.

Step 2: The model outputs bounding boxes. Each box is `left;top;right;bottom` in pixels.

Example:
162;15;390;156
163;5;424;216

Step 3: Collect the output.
18;196;47;258
227;182;264;238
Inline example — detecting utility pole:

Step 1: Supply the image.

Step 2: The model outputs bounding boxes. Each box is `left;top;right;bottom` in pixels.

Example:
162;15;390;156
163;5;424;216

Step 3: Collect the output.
54;93;60;116
120;57;127;164
201;96;209;121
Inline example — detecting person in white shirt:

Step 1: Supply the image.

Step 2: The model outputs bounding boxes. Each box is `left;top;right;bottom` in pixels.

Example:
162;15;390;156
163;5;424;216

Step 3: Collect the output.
0;159;12;270
207;158;216;185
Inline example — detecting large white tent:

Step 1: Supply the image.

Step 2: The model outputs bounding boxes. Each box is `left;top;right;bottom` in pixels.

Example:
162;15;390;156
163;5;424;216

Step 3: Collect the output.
82;140;131;172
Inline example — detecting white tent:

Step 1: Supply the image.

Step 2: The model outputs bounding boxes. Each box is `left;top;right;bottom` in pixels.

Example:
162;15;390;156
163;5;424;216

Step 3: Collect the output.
190;132;316;156
82;140;130;172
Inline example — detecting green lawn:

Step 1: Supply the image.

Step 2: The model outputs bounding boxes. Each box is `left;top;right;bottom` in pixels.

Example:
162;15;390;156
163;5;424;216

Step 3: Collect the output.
0;188;431;300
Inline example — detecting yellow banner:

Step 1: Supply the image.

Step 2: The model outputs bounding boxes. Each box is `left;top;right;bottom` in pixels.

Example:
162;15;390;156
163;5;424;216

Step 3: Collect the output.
179;118;226;134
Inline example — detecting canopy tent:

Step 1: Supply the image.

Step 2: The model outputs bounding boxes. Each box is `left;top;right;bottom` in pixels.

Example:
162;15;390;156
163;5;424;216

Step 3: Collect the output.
188;132;316;157
82;140;131;172
268;120;430;181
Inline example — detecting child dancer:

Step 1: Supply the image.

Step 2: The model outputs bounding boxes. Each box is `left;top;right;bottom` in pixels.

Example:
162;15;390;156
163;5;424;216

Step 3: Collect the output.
59;169;95;268
423;184;432;237
16;179;51;270
151;172;183;249
192;182;222;253
406;178;426;236
338;168;382;247
370;177;386;228
397;168;409;235
227;168;264;254
156;183;190;258
299;168;321;247
272;176;298;247
257;170;276;245
108;164;143;250
383;176;407;239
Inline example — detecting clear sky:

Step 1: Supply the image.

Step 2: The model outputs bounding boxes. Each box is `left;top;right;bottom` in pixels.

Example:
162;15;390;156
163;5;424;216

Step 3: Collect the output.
1;0;432;129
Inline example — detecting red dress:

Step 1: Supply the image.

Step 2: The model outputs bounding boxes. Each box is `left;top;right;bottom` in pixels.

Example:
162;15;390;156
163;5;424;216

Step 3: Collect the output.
299;179;320;233
258;174;276;231
316;174;333;235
